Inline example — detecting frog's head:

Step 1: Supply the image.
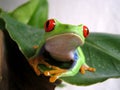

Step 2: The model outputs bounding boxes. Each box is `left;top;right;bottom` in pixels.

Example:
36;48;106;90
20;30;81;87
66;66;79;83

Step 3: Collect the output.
44;19;89;61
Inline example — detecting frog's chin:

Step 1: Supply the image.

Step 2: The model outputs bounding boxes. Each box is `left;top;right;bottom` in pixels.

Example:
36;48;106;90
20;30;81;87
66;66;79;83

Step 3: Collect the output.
45;33;84;62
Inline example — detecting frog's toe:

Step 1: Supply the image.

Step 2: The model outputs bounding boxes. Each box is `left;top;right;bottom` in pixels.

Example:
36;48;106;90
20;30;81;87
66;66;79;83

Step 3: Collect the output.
44;69;67;83
44;69;66;76
49;71;66;83
49;76;58;83
80;65;96;74
80;65;86;74
34;66;41;75
44;71;50;76
44;71;58;83
88;67;96;72
29;58;41;75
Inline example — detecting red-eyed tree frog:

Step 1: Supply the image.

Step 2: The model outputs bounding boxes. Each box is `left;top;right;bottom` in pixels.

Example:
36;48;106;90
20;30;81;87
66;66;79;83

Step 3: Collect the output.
29;19;96;83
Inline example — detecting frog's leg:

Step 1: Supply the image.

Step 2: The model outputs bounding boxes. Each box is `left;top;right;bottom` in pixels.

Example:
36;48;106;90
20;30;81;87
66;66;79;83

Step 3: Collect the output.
29;56;67;77
59;47;96;76
43;47;95;82
78;48;96;74
44;49;83;82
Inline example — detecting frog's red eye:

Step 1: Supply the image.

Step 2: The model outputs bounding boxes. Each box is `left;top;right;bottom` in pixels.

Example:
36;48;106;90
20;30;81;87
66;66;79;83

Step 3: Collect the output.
83;25;89;38
44;19;55;32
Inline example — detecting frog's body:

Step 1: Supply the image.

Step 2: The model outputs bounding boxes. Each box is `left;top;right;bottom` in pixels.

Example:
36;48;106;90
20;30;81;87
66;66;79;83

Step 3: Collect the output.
29;19;95;83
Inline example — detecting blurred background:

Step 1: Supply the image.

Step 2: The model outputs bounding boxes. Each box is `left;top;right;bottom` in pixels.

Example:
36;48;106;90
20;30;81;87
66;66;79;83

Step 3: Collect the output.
0;0;120;90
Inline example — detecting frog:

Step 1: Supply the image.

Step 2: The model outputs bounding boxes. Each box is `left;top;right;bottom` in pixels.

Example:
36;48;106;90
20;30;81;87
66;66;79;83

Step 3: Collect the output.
29;19;96;83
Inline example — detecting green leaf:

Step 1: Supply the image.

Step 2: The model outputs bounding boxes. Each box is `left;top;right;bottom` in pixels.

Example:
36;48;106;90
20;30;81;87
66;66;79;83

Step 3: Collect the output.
0;12;120;86
0;12;45;59
61;33;120;85
28;0;48;28
10;0;48;28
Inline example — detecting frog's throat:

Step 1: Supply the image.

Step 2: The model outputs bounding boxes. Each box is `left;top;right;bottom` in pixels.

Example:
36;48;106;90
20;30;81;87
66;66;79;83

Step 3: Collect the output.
45;33;84;61
46;33;84;45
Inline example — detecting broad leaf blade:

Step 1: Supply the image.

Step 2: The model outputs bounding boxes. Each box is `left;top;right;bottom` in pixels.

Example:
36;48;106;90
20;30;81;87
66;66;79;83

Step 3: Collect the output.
10;0;40;24
10;0;48;28
28;0;48;28
61;33;120;85
0;12;45;59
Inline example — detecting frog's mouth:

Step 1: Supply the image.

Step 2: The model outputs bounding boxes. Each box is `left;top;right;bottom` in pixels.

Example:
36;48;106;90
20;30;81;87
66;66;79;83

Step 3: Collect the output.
45;33;84;62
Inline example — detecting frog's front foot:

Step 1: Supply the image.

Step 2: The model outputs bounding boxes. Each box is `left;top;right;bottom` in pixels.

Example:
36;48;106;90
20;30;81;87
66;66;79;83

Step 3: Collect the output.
29;56;67;82
80;64;96;74
44;67;67;83
29;56;53;76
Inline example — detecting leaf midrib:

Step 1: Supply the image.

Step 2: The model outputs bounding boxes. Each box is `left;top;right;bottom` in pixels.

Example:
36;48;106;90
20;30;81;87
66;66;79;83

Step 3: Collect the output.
86;41;120;62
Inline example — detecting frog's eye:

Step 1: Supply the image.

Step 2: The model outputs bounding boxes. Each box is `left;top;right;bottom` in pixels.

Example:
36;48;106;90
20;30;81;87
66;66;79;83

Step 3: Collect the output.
44;19;55;32
83;25;89;38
